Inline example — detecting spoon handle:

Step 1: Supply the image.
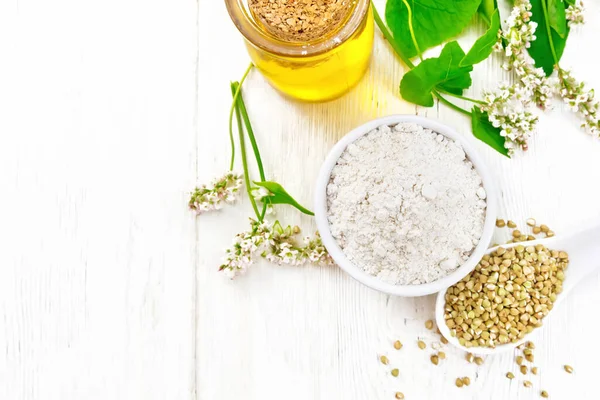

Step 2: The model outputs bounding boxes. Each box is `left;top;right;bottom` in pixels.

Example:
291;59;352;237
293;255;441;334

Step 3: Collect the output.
559;220;600;299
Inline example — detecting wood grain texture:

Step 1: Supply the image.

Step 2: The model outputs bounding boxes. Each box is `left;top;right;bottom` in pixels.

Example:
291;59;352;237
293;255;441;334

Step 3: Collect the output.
1;0;600;398
0;0;197;399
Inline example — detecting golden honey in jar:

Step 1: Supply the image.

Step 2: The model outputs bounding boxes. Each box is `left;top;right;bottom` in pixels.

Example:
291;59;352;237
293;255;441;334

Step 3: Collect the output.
225;0;374;102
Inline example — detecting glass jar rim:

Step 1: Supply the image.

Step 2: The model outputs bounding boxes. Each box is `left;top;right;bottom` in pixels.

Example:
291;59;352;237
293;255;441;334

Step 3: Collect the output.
225;0;370;57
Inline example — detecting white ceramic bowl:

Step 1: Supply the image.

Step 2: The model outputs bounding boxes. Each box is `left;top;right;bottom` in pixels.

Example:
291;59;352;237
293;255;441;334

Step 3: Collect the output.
314;115;498;297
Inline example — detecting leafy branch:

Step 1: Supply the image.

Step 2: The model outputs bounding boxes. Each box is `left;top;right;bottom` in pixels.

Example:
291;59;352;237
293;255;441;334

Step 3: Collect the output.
380;0;598;151
231;81;261;219
229;73;315;220
192;66;331;278
373;0;509;156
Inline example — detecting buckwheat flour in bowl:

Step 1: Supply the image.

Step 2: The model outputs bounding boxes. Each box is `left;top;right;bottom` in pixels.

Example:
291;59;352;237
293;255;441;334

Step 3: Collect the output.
314;116;497;297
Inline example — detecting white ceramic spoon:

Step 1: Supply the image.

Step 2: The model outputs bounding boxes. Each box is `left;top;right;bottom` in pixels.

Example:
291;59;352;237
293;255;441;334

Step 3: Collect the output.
435;220;600;355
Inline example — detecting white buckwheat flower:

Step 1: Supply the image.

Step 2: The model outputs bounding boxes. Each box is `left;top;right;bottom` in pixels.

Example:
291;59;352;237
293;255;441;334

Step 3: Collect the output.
251;186;276;215
480;83;539;154
557;67;600;137
300;234;334;265
251;186;271;201
219;219;272;279
189;172;243;214
566;1;585;26
498;0;553;109
219;219;334;278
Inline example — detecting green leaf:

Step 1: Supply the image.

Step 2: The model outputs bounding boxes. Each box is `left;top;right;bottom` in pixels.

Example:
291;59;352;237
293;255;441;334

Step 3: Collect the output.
400;41;473;107
461;9;501;66
254;181;314;216
385;0;483;59
528;0;569;76
272;221;292;236
471;107;509;157
548;0;568;38
478;0;498;25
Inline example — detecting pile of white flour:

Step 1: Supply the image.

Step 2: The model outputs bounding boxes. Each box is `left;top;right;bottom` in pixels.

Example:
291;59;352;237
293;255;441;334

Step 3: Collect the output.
326;123;487;285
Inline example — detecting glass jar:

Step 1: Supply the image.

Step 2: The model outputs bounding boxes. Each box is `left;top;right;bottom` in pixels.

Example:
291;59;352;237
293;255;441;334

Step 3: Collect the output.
225;0;374;102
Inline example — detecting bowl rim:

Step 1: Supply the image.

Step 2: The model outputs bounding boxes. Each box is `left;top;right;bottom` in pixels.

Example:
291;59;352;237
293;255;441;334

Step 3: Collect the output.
314;114;498;297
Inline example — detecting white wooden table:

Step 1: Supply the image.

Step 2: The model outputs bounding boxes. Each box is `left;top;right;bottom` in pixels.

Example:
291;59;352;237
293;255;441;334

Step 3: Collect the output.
2;0;600;399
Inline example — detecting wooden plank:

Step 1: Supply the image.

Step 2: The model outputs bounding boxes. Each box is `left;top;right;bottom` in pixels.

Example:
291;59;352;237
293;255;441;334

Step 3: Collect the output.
0;0;198;398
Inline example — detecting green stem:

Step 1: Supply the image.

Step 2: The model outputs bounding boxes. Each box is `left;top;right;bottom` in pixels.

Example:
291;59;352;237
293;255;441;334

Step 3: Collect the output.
401;0;423;62
230;83;261;221
436;88;485;105
234;84;266;181
433;91;472;117
540;0;559;66
228;63;253;171
233;81;270;218
259;201;268;220
371;2;415;69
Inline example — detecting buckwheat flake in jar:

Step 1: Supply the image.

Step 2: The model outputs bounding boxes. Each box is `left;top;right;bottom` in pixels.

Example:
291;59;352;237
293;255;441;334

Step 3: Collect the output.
225;0;374;102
